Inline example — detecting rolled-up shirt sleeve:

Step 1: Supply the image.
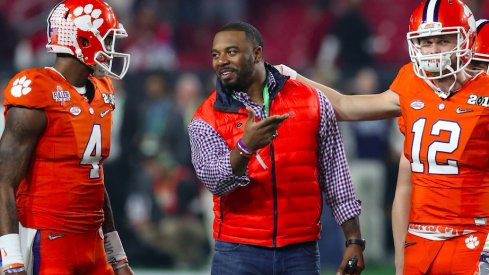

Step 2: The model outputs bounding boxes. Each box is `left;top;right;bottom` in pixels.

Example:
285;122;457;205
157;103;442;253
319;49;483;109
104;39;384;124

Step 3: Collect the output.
316;90;361;225
188;119;250;195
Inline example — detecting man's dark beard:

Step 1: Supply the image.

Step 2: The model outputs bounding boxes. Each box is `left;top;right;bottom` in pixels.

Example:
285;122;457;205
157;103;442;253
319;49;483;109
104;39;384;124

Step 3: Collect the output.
221;64;254;91
221;79;247;91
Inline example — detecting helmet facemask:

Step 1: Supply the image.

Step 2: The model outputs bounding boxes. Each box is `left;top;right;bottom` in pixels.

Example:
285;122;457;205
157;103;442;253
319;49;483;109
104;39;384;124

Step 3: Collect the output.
407;23;472;81
90;26;130;79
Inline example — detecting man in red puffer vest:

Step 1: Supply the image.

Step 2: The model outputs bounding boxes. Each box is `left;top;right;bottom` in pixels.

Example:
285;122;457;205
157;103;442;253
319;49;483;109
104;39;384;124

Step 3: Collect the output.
189;22;364;275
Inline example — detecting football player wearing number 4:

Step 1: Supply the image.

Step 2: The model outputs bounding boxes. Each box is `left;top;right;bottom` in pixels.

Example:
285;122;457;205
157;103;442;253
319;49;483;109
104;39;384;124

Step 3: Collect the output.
277;0;489;274
0;0;133;274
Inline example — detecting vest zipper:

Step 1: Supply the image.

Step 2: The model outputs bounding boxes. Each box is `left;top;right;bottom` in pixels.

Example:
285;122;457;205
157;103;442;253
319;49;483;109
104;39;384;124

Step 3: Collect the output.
218;198;223;238
270;143;278;247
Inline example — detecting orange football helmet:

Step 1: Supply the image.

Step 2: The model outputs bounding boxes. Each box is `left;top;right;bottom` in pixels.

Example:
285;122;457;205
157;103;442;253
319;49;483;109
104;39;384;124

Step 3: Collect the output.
46;0;130;79
407;0;476;83
473;19;489;65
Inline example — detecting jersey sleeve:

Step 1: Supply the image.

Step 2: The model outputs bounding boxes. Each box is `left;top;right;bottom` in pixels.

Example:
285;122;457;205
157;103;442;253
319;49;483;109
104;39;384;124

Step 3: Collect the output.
397;116;406;136
3;69;55;110
389;63;413;97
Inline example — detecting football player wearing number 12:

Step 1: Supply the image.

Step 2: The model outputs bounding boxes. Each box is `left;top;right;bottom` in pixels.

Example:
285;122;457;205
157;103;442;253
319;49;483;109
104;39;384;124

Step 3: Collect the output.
0;0;133;274
277;0;489;274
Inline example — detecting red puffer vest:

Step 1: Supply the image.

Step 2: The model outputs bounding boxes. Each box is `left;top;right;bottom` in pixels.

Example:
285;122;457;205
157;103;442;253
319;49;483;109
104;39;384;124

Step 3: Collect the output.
194;66;323;247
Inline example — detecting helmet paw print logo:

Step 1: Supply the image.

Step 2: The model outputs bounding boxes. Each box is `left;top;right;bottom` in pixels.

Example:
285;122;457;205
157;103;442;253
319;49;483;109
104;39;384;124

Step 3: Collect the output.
73;4;103;31
11;76;32;97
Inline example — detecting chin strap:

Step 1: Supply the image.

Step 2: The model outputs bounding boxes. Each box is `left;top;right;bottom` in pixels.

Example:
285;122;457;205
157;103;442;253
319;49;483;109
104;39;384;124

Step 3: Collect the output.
424;66;458;99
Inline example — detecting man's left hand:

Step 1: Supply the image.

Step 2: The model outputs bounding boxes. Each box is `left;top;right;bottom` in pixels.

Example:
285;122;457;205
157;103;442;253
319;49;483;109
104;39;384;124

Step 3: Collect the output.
336;245;365;275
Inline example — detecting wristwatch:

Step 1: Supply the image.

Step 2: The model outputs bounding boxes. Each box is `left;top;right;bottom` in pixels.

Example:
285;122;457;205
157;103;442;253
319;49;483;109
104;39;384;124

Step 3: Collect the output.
345;239;366;251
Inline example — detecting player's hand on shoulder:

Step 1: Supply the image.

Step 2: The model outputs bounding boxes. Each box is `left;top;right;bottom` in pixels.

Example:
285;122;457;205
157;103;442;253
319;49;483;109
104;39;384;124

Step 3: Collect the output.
274;64;297;80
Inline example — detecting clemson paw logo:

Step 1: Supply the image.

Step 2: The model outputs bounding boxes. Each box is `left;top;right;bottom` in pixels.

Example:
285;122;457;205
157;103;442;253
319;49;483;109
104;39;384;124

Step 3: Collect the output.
73;4;103;31
10;76;32;97
465;235;480;249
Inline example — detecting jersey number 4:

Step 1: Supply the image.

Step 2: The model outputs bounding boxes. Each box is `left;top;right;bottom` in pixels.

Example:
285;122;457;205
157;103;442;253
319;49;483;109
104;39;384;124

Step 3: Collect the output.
410;118;460;175
81;124;103;179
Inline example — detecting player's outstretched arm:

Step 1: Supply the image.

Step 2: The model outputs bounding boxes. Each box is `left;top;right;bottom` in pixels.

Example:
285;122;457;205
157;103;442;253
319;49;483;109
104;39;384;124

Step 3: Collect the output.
392;154;412;275
275;64;401;121
103;189;134;275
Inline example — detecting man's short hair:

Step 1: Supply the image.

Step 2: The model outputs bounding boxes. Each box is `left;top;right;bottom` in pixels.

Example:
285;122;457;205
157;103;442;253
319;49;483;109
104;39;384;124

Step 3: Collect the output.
219;22;264;49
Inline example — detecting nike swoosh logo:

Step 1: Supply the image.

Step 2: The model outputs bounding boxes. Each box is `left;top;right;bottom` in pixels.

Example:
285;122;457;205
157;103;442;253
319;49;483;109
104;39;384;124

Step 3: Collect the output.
100;109;111;117
456;108;473;114
48;233;65;240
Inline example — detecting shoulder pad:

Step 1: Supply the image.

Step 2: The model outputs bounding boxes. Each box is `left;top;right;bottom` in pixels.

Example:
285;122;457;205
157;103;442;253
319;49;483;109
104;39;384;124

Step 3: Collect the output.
4;68;61;109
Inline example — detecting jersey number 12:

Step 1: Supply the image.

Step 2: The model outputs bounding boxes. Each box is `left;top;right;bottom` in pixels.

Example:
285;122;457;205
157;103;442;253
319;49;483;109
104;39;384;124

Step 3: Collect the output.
410;118;460;175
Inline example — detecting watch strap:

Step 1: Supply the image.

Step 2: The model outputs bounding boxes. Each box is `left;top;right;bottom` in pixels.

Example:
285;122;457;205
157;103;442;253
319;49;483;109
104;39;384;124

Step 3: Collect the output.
345;239;366;251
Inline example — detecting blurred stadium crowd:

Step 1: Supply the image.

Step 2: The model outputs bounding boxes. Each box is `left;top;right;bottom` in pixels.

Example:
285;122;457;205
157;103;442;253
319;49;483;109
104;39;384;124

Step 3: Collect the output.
0;0;488;272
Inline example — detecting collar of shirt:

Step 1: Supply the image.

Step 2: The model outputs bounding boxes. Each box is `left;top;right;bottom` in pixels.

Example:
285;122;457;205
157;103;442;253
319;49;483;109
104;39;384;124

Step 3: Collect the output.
232;90;265;120
213;63;288;113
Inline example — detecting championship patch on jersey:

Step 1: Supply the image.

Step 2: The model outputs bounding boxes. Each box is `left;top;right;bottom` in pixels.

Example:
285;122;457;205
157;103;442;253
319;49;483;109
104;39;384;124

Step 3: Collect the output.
52;85;71;103
467;94;489;107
